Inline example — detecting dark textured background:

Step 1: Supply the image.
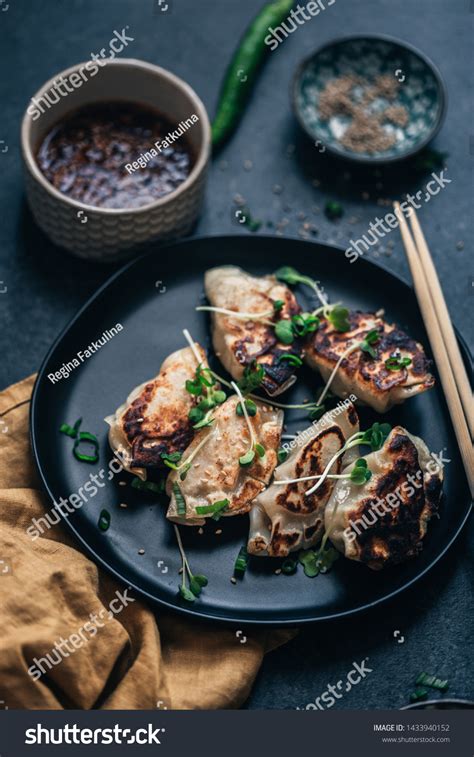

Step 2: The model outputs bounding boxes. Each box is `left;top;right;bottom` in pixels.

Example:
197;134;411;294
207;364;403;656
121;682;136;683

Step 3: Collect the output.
0;0;472;710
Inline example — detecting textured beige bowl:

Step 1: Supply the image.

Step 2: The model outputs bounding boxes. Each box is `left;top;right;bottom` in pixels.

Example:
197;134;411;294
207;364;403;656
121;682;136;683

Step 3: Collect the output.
21;59;211;262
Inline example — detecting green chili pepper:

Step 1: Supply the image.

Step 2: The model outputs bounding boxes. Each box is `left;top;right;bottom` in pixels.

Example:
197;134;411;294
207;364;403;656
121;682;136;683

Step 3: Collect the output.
211;0;295;149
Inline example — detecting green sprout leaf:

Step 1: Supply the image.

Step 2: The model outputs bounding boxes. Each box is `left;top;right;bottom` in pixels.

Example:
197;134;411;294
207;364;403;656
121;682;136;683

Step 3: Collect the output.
179;585;196;603
359;329;380;358
291;312;319;337
239;449;256;467
275;319;295;345
254;443;266;458
237;361;265;395
349;458;372;485
236;398;257;417
327;305;350;332
273;299;284;312
361;422;392;451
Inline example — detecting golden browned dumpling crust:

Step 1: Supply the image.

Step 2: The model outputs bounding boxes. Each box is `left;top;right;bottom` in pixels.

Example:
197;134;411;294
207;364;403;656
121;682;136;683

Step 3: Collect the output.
105;345;208;479
325;426;443;570
305;311;435;412
248;405;360;557
166;395;284;525
204;266;303;396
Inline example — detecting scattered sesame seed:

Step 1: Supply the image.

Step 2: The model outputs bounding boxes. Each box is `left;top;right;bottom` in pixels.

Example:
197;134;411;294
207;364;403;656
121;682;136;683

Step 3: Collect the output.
215;529;223;535
119;503;128;508
179;567;183;574
233;193;246;206
274;568;282;575
230;577;237;584
138;548;145;555
119;481;127;487
198;527;204;535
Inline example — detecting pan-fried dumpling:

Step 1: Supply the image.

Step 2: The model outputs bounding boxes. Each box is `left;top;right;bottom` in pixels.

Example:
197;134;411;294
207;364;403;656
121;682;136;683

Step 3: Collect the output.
247;404;360;557
105;344;208;480
204;265;303;396
166;395;283;525
304;311;435;413
325;426;443;570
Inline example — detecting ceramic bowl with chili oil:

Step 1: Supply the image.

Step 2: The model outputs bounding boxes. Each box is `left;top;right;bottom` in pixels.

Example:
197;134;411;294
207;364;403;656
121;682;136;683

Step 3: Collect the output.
21;58;211;261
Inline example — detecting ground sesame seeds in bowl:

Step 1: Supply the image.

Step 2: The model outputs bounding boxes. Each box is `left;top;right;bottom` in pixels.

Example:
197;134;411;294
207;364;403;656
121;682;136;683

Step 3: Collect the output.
292;35;446;164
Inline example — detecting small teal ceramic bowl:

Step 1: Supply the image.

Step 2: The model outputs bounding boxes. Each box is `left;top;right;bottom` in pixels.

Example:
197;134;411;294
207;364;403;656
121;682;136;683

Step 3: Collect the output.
292;35;447;164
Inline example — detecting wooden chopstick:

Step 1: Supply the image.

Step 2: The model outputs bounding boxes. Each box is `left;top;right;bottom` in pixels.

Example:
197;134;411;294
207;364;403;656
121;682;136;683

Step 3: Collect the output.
394;202;474;497
408;209;473;438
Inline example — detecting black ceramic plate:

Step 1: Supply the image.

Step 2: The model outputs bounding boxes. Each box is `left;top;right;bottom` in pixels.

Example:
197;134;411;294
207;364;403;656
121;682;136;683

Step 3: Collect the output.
31;236;472;626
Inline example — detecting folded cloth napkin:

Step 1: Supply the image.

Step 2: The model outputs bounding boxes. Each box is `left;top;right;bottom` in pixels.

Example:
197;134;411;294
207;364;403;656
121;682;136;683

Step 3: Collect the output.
0;376;296;710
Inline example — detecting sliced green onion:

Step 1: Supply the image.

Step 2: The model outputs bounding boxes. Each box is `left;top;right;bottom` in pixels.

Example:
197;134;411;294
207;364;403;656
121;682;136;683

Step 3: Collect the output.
281;558;297;575
98;509;111;532
172;483;187;516
234;546;249;577
415;673;449;692
278;354;303;367
59;418;82;438
298;549;320;578
179;463;192;481
195;499;229;516
131;478;165;494
409;688;429;703
277;448;288;464
73;431;99;463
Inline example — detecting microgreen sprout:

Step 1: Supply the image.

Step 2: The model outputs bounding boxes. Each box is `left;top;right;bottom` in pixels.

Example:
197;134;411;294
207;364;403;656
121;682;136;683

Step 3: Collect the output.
314;328;381;407
385;355;412;371
163;431;213;480
232;381;266;467
174;524;208;602
274;422;391;496
274;266;328;307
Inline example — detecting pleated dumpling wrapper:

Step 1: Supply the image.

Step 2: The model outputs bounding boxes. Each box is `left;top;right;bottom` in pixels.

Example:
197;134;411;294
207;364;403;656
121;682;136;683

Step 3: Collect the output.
105;344;208;481
247;403;360;557
166;395;283;526
304;310;435;413
324;426;443;570
204;265;303;396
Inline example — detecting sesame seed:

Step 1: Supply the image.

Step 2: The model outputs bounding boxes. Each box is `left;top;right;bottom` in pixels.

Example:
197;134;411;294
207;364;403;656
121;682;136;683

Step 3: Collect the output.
215;529;223;535
138;549;145;555
119;481;127;487
198;527;204;535
230;577;237;584
274;568;282;575
119;503;128;508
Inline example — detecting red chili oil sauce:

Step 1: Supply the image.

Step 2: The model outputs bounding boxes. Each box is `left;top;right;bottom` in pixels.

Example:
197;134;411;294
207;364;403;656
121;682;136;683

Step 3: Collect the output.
36;102;196;209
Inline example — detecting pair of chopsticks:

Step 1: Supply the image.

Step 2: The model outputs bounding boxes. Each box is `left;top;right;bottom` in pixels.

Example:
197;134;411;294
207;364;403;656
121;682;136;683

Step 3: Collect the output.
394;202;473;497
